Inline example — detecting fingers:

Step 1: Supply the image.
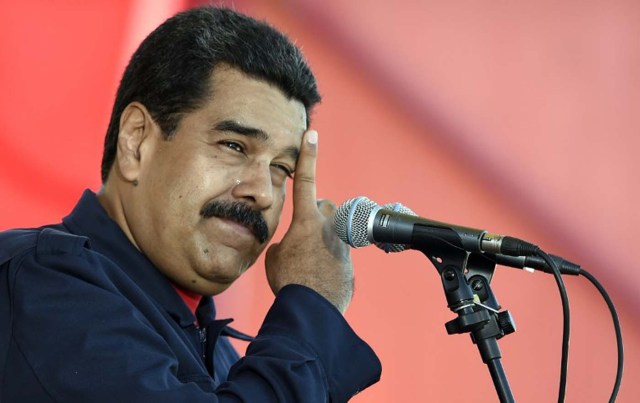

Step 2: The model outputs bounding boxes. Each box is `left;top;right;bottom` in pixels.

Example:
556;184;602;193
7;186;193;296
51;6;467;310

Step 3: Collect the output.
292;130;318;220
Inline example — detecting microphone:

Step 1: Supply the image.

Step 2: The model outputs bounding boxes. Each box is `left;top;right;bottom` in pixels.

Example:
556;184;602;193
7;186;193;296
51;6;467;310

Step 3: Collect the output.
334;196;539;257
374;202;415;253
348;199;581;275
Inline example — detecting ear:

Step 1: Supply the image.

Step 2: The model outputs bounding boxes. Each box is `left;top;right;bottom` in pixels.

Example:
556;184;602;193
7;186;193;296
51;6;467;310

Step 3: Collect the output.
115;102;158;183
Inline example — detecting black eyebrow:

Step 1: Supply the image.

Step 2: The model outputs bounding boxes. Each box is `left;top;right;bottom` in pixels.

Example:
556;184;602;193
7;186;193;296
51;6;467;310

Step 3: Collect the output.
214;120;269;141
214;120;300;164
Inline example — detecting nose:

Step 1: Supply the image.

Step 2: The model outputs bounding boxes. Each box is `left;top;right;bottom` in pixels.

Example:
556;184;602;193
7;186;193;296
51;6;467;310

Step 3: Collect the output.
231;160;274;210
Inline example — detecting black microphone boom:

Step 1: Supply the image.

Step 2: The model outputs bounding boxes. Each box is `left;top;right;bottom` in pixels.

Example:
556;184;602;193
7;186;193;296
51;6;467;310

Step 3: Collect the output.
334;196;539;257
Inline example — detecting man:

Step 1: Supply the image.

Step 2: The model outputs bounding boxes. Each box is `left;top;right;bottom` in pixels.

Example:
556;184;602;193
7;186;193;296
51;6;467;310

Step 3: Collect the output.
0;6;381;402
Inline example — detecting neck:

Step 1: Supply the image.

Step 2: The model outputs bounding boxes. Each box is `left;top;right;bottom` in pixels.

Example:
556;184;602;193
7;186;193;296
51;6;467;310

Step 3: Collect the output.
97;181;140;251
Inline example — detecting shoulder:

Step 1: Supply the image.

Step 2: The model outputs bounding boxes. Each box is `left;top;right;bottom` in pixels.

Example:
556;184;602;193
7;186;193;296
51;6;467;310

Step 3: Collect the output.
0;226;112;293
0;228;40;265
0;226;91;266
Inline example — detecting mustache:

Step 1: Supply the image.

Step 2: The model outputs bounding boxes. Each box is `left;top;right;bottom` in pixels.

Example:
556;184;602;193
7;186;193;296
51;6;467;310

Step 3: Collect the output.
200;200;269;243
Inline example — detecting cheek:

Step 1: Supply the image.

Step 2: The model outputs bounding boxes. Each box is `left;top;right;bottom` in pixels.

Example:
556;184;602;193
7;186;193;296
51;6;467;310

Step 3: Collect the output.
273;185;287;210
183;165;237;200
267;188;287;231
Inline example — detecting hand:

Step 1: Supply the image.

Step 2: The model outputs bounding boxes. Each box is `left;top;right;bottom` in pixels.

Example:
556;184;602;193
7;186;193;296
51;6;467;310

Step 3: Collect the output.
265;130;354;313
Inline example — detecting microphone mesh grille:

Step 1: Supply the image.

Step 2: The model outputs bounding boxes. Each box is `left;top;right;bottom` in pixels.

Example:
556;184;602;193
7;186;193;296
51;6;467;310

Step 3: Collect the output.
334;196;378;247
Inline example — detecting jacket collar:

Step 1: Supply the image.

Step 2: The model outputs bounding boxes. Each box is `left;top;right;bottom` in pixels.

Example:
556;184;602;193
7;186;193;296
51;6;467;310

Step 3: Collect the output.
62;189;211;327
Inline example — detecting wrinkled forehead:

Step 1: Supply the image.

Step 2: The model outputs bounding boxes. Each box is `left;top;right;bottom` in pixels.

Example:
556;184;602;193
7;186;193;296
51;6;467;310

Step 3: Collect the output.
205;65;308;142
212;65;306;123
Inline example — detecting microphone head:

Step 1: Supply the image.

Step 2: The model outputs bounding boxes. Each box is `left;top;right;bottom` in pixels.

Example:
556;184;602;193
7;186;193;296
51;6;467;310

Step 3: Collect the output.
334;197;417;253
375;203;416;253
334;196;379;247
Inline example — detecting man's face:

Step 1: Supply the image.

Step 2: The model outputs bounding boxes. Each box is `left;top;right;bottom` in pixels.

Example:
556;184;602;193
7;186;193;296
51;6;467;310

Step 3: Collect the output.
125;66;307;295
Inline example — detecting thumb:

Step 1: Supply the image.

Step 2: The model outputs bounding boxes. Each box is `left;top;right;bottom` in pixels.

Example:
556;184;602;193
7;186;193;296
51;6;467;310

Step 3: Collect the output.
265;241;280;262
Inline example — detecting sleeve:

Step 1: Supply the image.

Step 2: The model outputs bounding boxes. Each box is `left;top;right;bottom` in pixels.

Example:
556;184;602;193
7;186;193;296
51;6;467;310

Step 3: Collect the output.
4;234;380;403
218;285;382;402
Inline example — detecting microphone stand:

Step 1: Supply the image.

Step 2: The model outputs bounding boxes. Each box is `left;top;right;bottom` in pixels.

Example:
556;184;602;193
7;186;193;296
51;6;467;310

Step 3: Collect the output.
414;236;516;402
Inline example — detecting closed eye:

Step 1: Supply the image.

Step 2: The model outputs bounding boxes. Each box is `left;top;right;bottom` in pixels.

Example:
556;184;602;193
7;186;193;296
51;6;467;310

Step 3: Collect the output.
272;164;294;178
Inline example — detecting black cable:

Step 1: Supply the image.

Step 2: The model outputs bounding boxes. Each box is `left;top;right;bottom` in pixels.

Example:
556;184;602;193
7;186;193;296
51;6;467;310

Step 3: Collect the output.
578;269;624;402
536;249;571;403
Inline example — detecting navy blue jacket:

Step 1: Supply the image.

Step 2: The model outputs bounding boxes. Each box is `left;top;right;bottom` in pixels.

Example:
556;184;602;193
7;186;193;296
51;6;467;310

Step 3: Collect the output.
0;190;381;402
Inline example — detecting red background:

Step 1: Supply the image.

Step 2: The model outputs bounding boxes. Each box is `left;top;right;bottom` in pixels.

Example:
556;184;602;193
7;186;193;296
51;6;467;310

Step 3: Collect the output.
1;1;638;401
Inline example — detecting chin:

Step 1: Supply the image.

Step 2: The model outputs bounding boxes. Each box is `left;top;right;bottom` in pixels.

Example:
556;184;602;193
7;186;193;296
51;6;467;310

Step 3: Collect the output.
188;245;257;288
197;262;248;287
196;281;234;297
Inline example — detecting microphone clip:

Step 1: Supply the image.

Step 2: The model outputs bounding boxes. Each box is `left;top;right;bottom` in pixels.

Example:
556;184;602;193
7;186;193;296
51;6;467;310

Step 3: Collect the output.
416;237;517;401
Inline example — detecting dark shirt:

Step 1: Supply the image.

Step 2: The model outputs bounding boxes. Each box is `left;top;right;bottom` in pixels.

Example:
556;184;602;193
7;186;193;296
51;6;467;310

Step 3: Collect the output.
0;190;381;402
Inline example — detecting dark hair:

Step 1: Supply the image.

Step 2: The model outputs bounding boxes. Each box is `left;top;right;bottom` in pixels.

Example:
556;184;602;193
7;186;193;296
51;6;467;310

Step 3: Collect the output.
100;6;321;182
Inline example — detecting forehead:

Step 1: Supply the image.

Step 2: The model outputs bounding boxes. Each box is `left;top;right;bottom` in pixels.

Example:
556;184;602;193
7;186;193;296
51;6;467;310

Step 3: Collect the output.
202;65;308;140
